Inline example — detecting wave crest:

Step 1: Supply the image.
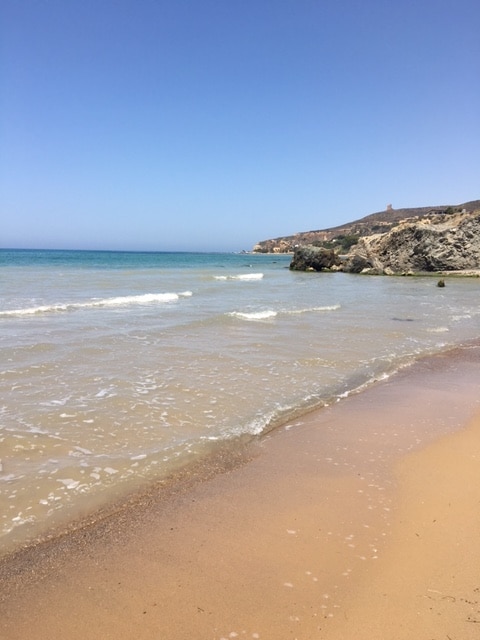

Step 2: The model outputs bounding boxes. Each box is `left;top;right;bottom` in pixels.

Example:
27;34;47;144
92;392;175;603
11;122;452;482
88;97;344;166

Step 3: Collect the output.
0;291;192;317
229;310;278;321
287;305;341;314
214;273;264;281
229;304;340;322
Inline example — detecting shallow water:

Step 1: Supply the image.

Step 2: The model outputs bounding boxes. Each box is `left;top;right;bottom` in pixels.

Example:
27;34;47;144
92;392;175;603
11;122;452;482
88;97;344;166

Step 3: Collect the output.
1;249;479;554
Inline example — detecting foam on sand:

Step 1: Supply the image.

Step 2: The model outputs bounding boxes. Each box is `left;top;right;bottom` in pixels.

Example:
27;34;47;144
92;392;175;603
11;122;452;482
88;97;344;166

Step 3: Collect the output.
1;347;480;639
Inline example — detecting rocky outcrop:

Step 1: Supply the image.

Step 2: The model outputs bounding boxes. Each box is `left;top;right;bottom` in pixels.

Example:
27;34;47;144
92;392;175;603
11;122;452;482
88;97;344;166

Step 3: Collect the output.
289;246;341;272
343;211;480;274
253;200;480;253
252;239;293;254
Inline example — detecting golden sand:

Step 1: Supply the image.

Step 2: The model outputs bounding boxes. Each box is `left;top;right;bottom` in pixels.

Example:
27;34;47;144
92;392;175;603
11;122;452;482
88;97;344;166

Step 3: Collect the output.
1;349;479;639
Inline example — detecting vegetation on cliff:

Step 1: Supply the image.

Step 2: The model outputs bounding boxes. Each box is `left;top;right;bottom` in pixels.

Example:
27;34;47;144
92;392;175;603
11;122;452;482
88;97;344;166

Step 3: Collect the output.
342;209;480;275
253;200;480;254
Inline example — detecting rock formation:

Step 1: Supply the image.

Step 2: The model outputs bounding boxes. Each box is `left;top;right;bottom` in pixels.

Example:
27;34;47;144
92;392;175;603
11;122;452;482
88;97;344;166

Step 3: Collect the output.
253;200;480;254
342;211;480;274
289;246;341;272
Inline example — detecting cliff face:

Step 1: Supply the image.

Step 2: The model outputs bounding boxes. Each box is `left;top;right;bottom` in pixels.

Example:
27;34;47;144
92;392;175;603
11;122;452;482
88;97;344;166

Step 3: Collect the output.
343;210;480;274
253;200;480;253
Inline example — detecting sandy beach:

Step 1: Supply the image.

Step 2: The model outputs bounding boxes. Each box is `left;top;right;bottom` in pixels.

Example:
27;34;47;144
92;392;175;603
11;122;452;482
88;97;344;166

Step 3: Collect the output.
1;345;480;639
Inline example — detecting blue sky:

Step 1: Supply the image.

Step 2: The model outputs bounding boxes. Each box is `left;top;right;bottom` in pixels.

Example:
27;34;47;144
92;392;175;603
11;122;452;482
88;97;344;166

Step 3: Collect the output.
1;0;479;251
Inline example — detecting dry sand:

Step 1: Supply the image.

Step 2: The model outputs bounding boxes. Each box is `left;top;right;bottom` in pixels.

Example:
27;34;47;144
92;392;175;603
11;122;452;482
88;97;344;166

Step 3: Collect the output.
1;346;480;639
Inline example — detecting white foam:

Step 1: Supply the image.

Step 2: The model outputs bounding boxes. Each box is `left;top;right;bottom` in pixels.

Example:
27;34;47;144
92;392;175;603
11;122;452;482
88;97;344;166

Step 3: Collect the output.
72;446;92;455
96;293;179;306
95;388;111;398
41;398;71;407
57;478;80;489
104;467;118;475
229;304;339;322
11;515;35;525
230;310;277;321
214;273;264;281
234;273;264;281
0;291;190;317
287;304;341;315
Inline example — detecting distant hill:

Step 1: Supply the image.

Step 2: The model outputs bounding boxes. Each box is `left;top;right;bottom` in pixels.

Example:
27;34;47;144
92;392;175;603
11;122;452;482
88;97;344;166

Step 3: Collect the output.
252;200;480;253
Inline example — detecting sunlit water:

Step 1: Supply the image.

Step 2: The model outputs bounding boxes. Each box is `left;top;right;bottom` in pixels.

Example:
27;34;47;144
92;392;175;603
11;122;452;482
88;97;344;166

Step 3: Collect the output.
1;249;479;555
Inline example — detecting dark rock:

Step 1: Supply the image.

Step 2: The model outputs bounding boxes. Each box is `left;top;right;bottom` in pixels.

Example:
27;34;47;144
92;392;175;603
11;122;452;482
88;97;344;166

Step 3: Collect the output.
344;253;371;273
289;246;341;272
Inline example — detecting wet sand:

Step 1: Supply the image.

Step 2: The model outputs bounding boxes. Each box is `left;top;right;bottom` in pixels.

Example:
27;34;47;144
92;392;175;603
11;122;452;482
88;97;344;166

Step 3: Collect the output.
1;346;480;639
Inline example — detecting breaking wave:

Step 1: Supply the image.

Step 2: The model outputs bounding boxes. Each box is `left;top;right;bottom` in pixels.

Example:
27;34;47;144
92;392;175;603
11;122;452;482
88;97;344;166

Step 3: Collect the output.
0;291;193;317
214;273;264;281
228;304;340;322
229;310;278;321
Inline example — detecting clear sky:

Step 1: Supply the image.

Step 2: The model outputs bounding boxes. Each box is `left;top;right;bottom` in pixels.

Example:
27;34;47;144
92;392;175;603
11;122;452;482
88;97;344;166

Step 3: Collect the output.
1;0;479;252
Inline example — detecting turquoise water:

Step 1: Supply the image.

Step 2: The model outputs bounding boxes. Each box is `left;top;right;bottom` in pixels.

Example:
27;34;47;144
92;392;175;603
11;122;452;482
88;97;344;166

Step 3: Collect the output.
0;248;269;269
1;249;479;554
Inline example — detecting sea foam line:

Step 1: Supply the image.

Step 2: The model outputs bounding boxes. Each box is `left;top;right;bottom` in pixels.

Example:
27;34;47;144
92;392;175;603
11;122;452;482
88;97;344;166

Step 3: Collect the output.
228;304;340;322
229;310;278;321
0;291;193;317
214;273;264;281
287;304;341;314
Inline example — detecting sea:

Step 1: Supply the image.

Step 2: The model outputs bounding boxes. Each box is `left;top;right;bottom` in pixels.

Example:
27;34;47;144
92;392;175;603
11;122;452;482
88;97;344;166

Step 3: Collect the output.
1;248;479;557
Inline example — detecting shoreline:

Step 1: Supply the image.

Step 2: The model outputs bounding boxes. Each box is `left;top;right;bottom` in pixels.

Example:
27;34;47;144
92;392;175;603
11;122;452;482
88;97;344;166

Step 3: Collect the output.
1;345;480;638
1;340;477;564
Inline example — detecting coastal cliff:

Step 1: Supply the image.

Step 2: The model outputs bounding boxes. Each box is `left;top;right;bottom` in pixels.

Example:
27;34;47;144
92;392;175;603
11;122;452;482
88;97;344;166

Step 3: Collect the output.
253;200;480;254
290;211;480;275
342;210;480;275
287;209;480;274
254;199;480;275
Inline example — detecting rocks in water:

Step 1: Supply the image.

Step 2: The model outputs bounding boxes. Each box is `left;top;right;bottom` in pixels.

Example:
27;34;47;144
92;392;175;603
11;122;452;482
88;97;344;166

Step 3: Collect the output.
286;210;480;275
289;246;341;272
342;211;480;275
